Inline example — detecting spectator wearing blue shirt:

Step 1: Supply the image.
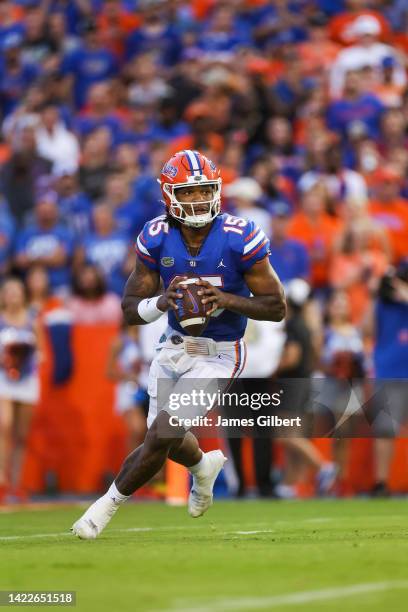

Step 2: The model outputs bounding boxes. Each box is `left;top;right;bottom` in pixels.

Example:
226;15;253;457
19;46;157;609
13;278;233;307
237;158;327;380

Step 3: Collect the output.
374;265;408;381
48;0;88;35
0;125;52;226
116;102;166;154
156;96;190;142
73;82;125;147
0;195;15;275
371;263;408;496
78;128;114;201
75;203;132;296
250;1;307;50
0;8;25;48
268;200;310;283
271;52;315;119
47;10;81;57
61;20;118;108
113;143;140;184
127;53;171;110
20;4;56;69
104;172;142;238
131;171;162;224
14;192;73;293
197;5;252;59
327;69;384;142
53;163;92;240
112;143;161;224
0;32;39;117
125;3;182;66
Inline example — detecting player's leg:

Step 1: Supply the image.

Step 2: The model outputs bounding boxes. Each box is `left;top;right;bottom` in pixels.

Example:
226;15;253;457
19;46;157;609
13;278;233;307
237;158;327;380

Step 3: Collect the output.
164;346;243;518
71;410;186;539
177;343;247;515
168;430;226;517
167;431;201;466
71;344;234;538
115;411;186;494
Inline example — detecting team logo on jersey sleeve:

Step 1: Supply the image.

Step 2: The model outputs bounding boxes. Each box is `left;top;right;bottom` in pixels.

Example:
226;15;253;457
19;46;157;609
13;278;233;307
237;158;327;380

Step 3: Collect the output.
161;256;174;267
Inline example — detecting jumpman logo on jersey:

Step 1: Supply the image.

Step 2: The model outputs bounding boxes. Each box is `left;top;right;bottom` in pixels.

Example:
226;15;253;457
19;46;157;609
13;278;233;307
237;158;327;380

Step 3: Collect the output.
217;259;227;268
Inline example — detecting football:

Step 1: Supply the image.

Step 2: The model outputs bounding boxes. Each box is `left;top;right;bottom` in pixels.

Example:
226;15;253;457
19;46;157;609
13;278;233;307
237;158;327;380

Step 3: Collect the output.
174;275;211;336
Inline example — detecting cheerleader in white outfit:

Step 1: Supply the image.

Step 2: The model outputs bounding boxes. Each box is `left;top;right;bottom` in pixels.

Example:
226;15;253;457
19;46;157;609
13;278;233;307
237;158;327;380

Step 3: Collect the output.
0;278;40;503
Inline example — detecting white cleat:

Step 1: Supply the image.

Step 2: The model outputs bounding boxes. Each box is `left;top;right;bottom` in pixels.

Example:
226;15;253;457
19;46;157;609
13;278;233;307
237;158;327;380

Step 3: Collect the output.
71;494;120;539
188;450;227;518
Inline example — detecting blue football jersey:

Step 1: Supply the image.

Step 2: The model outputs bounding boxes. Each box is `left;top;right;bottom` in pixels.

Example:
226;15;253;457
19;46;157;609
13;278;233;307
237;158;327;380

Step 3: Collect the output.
135;213;271;341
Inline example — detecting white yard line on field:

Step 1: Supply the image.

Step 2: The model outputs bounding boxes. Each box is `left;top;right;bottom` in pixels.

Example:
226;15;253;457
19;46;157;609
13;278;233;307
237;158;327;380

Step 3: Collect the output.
231;530;275;535
0;512;405;542
169;581;408;612
0;531;69;541
0;527;154;541
0;524;245;541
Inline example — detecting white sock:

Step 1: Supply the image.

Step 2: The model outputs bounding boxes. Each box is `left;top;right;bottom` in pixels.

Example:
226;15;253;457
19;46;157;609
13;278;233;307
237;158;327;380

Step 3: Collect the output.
189;452;207;476
107;481;129;504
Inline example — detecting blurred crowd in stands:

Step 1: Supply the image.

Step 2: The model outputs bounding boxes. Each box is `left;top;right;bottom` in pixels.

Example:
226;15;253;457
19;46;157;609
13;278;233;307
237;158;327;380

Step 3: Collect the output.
0;0;407;500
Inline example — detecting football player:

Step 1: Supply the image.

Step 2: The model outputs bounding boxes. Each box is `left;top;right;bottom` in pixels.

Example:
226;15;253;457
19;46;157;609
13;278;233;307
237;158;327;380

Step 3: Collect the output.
72;150;286;539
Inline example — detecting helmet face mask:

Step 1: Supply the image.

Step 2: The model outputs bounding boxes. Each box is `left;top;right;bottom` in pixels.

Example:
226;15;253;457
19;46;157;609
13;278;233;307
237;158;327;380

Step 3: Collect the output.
159;150;222;228
163;179;221;228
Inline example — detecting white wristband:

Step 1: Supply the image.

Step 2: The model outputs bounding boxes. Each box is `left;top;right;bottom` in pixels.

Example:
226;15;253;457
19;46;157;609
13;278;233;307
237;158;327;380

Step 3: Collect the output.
137;296;164;323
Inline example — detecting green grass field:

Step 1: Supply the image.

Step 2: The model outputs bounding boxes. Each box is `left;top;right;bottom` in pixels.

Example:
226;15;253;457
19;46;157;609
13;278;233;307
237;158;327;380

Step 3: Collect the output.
1;499;408;611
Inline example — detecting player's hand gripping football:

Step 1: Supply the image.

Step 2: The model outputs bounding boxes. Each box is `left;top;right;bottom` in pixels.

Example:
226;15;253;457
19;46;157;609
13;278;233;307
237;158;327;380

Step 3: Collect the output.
157;276;188;312
196;279;230;315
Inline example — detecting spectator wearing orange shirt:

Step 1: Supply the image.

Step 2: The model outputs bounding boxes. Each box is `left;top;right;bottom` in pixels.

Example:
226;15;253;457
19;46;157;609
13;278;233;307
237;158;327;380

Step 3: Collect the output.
192;0;216;21
97;0;141;59
0;1;25;30
297;13;341;77
198;143;240;187
368;167;408;264
288;181;343;289
330;219;389;324
167;101;224;159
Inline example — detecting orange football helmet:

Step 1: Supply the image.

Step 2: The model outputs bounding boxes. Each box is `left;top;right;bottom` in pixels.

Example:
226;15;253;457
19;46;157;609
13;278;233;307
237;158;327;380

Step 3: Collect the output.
159;150;222;228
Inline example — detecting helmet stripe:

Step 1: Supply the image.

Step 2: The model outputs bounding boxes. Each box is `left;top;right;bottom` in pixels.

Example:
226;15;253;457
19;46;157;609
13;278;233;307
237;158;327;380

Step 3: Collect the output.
183;149;195;174
184;149;201;176
192;150;203;175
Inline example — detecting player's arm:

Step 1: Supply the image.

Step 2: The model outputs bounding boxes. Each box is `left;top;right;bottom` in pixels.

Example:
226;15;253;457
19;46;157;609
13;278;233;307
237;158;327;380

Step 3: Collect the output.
121;257;186;325
198;257;286;322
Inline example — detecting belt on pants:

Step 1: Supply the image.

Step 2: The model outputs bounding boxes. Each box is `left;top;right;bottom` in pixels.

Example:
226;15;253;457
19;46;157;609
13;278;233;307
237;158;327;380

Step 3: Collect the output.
160;332;239;357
